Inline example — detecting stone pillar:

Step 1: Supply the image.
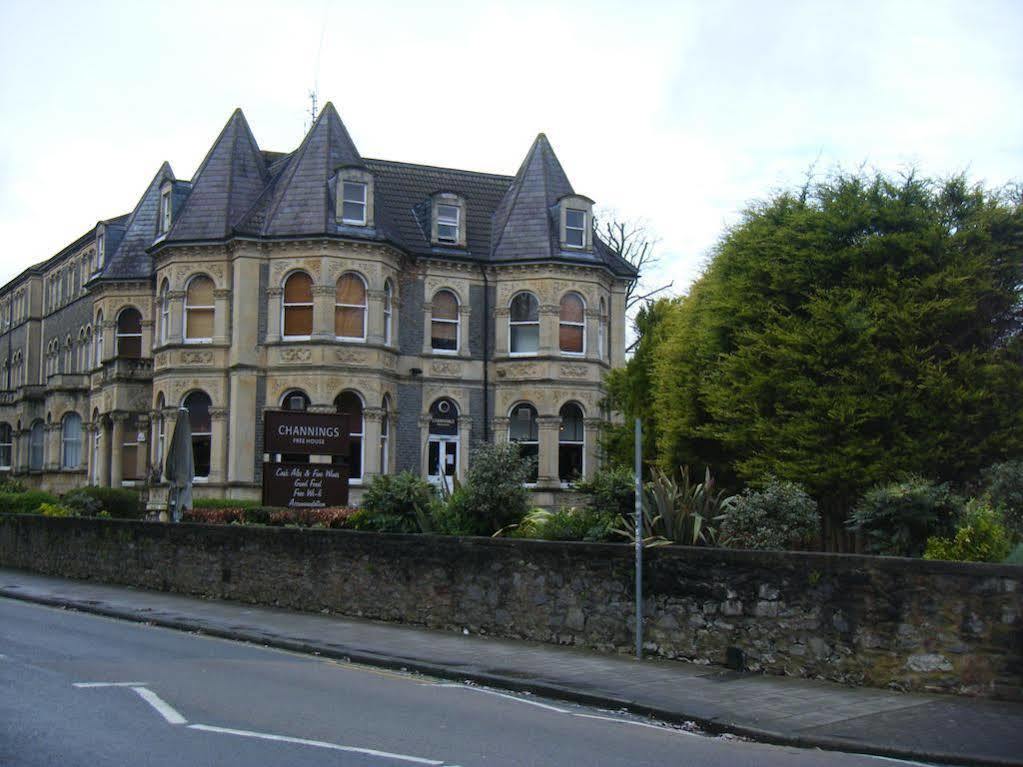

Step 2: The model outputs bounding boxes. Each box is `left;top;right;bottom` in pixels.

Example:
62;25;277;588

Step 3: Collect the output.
539;304;559;356
265;287;283;343
213;288;232;346
585;309;601;362
166;290;185;345
210;407;228;485
458;304;472;358
45;422;60;472
136;414;150;481
457;413;471;481
227;373;257;487
97;419;110;487
140;320;154;357
420;301;434;355
231;256;261;366
362;407;383;480
493;308;509;356
366;289;386;346
492;416;510;443
311;284;335;341
102;320;117;363
536;415;561;488
110;413;126;488
84;422;94;484
610;284;628;368
583;417;603;480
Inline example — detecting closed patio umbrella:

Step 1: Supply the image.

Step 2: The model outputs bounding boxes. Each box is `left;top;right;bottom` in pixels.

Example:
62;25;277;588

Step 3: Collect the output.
164;407;193;523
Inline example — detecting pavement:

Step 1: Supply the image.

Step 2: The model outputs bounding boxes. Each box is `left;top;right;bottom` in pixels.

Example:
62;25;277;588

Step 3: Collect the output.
1;568;1021;767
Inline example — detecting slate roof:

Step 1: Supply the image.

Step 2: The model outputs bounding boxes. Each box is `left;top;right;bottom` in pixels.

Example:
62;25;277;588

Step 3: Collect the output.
96;163;177;281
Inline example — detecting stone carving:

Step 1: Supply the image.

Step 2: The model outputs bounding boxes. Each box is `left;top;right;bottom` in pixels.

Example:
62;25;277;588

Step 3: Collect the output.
279;347;312;363
559;364;588;379
335;349;368;364
430;360;462;376
181;350;214;365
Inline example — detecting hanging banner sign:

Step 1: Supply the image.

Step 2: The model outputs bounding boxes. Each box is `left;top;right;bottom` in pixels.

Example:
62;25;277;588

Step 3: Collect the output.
261;461;349;508
263;410;351;456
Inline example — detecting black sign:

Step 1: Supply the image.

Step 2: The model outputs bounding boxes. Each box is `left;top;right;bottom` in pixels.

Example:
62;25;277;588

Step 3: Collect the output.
264;410;351;456
261;462;349;508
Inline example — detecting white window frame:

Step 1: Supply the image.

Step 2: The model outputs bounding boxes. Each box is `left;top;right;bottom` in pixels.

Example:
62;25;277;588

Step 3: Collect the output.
383;280;393;346
96;233;105;271
183;275;215;344
508;292;540;356
94;313;104;367
335;273;368;342
61;412;83;470
509;403;539;486
379;401;390;474
436;204;460;243
430;290;460;354
115;308;143;358
565;208;586;248
281;272;314;341
559;292;586;356
160;190;172;234
159;281;170;344
341;181;367;225
558;404;585;485
0;423;12;470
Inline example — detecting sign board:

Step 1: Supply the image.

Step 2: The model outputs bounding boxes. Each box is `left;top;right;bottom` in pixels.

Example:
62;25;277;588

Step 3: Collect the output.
264;410;351;456
261;462;349;508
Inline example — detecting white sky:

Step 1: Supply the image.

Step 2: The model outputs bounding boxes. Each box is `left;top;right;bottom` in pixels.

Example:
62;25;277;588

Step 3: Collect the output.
1;0;1020;296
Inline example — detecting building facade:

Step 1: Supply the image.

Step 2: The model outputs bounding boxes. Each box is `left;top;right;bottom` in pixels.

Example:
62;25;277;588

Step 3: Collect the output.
0;104;636;507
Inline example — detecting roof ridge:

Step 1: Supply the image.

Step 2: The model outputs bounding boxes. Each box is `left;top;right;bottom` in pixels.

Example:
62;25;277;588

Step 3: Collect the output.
363;157;514;181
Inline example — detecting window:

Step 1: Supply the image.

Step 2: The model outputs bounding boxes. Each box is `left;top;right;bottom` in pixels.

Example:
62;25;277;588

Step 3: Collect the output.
565;208;586;248
431;290;459;352
380;395;391;474
29;420;44;471
121;416;141;482
184;275;215;342
341;181;367;225
64;337;73;373
184;391;212;479
62;412;83;470
96;233;105;271
335;273;367;340
558;403;584;482
559;293;585;354
598;297;607;361
509;404;539;483
155;394;166;477
383;280;393;345
160;190;172;234
280;390;311;464
334;392;363;483
91;410;101;485
436;204;459;243
116;308;142;358
94;311;104;366
282;272;313;339
509;292;539;355
0;423;11;470
159;280;170;344
428;398;459;485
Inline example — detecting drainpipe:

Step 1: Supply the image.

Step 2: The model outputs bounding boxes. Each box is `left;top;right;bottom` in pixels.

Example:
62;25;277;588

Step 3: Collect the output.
479;263;490;443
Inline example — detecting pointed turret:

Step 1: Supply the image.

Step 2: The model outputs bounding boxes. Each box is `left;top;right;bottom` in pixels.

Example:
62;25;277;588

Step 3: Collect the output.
260;102;363;237
491;133;575;261
96;162;176;281
166;109;267;241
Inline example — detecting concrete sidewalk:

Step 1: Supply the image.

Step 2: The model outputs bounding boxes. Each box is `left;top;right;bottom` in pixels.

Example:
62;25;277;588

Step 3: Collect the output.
1;569;1020;767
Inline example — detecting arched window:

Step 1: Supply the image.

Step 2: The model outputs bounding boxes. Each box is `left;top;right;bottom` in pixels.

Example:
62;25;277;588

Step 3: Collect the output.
431;290;459;352
335;273;367;340
94;311;104;366
509;292;539;355
383;280;394;345
0;423;12;470
280;390;311;464
428;398;459;485
91;409;101;485
559;293;585;354
116;308;142;358
380;395;391;474
184;391;212;479
558;403;584;482
155;394;166;478
61;412;83;470
159;279;170;344
282;272;313;339
334;392;364;482
121;415;141;482
64;336;73;373
509;403;539;483
184;275;215;343
29;420;44;471
598;297;607;361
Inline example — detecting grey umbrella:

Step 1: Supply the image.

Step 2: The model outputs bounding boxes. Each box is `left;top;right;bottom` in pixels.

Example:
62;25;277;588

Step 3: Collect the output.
164;407;193;523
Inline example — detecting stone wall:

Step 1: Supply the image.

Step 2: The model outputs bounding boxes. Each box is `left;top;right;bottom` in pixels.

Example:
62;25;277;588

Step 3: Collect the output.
1;514;1019;699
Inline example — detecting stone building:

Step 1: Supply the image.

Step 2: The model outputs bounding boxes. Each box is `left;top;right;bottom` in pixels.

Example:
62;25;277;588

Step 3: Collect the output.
0;104;636;507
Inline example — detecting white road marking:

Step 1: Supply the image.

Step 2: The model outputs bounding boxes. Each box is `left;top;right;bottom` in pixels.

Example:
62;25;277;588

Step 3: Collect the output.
572;712;699;735
432;684;569;713
131;686;187;725
859;754;935;766
73;681;149;688
188;724;445;765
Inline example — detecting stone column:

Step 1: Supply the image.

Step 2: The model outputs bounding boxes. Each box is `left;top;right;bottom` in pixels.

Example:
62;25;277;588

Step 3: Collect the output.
583;417;603;480
492;416;510;443
457;413;471;481
210;407;228;484
102;320;117;363
140;320;154;357
536;415;561;488
45;422;61;472
585;309;601;362
227;374;257;486
539;304;559;356
366;289;386;346
493;308;509;356
311;285;335;341
362;407;383;480
110;413;127;488
265;287;283;343
420;301;434;355
458;304;472;358
84;422;94;484
418;413;431;478
136;414;150;481
231;255;261;366
166;291;185;345
97;419;111;487
213;288;232;346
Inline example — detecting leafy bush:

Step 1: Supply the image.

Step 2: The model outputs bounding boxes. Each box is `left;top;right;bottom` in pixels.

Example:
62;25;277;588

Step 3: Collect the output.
192;497;262;510
38;502;73;518
182;506;358;529
358;471;437;533
980;460;1023;539
448;443;533;535
62;486;144;519
718;479;818;551
0;490;60;515
573;465;635;519
0;479;27;493
62;490;104;517
428;488;483;536
847;476;963;557
924;500;1012;563
643;466;732;545
508;506;619;542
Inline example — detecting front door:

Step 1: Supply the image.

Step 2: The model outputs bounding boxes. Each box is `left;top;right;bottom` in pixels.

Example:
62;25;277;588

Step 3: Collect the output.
428;438;458;490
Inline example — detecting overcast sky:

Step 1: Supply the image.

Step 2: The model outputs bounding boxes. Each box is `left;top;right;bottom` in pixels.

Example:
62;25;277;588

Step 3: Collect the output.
1;0;1020;296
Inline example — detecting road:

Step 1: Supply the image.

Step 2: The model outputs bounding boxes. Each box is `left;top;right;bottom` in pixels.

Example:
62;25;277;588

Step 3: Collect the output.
0;598;932;767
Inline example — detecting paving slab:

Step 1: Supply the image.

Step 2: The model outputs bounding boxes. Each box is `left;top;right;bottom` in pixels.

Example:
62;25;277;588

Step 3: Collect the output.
1;568;1021;766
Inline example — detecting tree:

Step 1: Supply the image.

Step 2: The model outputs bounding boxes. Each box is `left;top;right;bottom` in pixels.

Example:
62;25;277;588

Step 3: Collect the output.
650;172;1023;549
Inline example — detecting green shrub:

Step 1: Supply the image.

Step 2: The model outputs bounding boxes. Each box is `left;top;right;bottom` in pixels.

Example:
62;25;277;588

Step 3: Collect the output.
358;471;437;533
980;460;1023;539
62;486;144;519
511;506;618;542
62;490;104;517
847;475;963;557
573;465;635;519
642;466;732;546
719;479;818;551
0;490;60;515
38;502;73;518
429;489;483;536
0;479;27;493
182;506;358;529
924;500;1012;563
449;443;533;535
192;497;262;510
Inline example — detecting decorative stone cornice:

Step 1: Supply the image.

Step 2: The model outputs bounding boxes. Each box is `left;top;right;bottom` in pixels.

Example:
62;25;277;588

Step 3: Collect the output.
266;287;283;298
213;289;233;300
209;407;228;420
311;285;335;297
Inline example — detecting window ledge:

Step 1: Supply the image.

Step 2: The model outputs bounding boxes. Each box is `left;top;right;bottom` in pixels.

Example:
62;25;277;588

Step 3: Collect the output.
183;338;213;345
335;336;367;343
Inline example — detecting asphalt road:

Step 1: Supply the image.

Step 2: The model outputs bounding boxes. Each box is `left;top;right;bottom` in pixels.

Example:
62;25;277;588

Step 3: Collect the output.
0;598;932;767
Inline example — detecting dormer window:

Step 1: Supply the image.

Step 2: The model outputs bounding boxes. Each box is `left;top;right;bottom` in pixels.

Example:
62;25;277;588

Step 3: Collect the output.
160;189;172;234
96;233;105;270
558;194;594;250
341;181;367;225
565;209;586;247
430;192;466;246
436;205;459;243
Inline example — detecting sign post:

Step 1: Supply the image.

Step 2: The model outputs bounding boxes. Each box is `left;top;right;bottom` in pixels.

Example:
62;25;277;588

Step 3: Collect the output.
262;411;351;508
635;417;643;661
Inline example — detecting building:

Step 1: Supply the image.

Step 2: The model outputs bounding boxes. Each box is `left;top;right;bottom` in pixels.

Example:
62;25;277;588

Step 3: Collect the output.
0;104;636;507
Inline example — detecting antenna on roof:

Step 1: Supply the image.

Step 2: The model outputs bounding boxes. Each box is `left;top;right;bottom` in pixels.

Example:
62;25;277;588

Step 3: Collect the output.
305;0;328;133
307;90;318;131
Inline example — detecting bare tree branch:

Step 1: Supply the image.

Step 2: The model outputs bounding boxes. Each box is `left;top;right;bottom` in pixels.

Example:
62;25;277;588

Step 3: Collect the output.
595;212;672;311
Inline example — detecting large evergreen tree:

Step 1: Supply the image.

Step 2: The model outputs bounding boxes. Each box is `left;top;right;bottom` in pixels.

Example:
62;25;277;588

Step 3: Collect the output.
649;173;1023;548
